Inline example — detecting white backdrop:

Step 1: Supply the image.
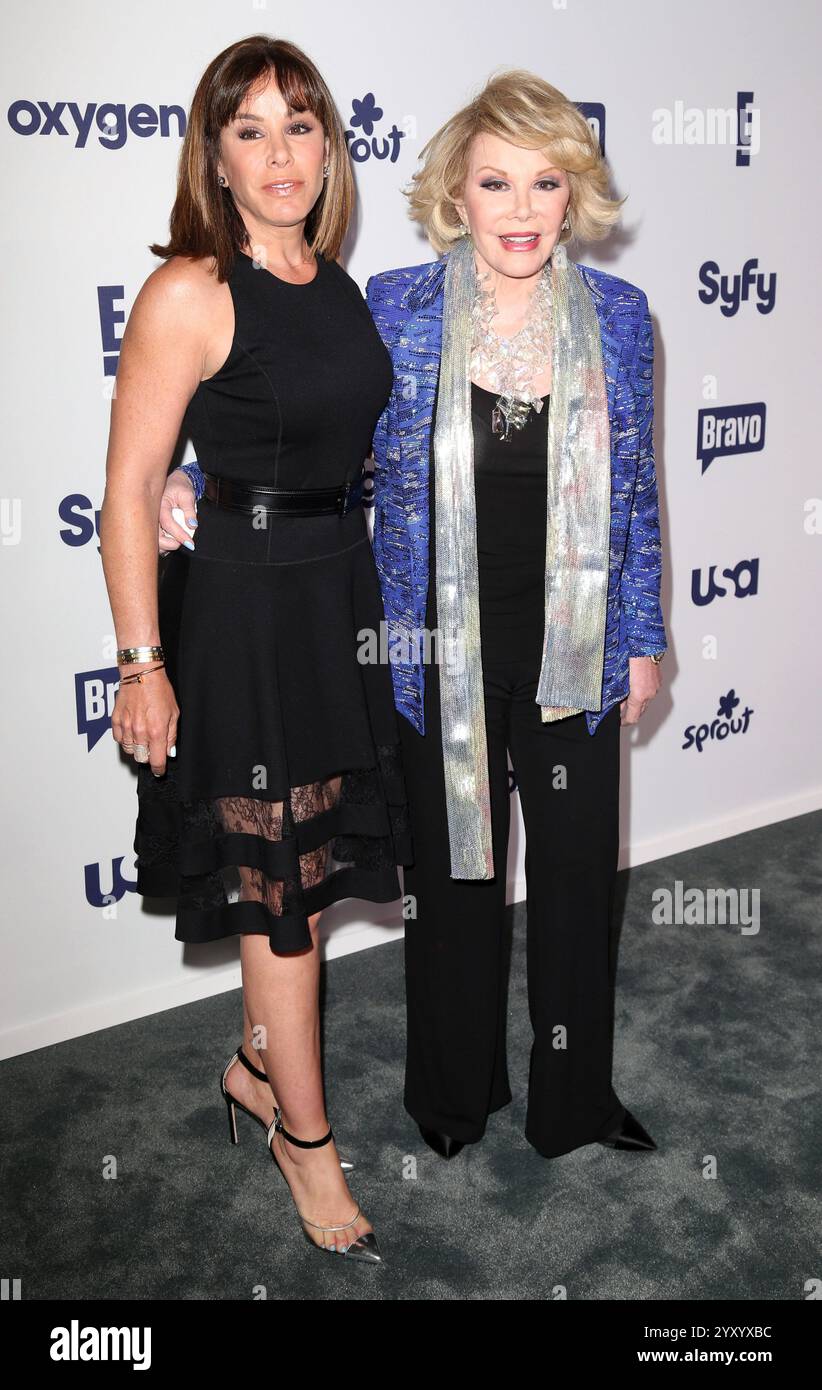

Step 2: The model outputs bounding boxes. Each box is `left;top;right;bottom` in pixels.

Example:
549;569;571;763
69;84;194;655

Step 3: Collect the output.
2;0;820;1058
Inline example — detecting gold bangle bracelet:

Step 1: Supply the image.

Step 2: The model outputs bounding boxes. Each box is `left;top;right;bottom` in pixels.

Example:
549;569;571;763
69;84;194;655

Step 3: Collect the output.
120;663;165;686
117;646;165;664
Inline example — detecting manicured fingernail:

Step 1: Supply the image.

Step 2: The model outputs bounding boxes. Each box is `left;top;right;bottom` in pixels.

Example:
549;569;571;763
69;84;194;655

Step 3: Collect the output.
184;540;195;550
187;517;198;527
169;745;176;757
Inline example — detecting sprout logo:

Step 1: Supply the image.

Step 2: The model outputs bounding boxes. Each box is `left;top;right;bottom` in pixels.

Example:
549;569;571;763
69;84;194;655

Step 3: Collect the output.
682;688;754;753
345;93;406;164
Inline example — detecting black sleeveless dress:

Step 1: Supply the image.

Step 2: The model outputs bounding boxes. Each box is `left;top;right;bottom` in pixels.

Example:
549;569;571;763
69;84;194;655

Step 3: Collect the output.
134;248;413;952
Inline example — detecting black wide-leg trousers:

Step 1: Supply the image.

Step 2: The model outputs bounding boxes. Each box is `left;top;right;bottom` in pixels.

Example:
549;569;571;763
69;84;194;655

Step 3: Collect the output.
398;590;627;1158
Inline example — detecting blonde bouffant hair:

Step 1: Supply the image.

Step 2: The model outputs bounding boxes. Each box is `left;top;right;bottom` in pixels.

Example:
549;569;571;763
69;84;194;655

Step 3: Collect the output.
405;69;625;254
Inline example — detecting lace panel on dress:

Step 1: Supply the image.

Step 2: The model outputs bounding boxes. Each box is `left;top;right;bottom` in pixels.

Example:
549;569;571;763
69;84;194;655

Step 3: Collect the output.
134;743;410;930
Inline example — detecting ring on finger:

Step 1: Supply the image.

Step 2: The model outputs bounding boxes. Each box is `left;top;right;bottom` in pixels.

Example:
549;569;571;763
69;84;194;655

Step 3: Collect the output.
132;743;150;763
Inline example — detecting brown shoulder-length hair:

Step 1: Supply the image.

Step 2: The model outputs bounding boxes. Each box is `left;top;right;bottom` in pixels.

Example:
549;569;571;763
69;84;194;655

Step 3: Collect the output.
150;35;354;280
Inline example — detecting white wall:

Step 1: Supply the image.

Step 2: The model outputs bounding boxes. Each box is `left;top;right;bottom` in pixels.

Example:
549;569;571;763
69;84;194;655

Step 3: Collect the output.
2;0;820;1057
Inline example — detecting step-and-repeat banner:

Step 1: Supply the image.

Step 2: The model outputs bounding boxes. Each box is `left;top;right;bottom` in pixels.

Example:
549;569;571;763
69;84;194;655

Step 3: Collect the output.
3;0;820;1054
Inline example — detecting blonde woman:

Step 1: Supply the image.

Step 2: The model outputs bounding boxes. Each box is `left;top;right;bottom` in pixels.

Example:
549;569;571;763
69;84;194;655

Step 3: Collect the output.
166;71;667;1164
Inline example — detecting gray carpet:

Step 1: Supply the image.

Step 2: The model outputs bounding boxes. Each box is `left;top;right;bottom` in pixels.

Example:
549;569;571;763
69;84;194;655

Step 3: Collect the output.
3;810;819;1300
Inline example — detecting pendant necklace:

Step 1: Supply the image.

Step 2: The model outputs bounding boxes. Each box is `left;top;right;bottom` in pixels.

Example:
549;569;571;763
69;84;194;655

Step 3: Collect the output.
469;261;552;442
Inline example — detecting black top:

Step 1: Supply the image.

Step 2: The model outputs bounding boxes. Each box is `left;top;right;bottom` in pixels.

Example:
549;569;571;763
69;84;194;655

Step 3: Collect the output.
181;248;394;490
471;380;550;666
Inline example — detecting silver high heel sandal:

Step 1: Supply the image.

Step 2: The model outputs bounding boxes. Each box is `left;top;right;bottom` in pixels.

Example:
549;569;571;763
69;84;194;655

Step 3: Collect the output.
220;1044;355;1171
267;1105;383;1263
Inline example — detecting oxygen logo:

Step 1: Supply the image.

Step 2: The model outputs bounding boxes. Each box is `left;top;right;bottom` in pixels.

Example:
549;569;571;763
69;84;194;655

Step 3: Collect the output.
691;558;759;606
698;258;776;316
682;689;754;753
7;100;185;148
697;403;766;474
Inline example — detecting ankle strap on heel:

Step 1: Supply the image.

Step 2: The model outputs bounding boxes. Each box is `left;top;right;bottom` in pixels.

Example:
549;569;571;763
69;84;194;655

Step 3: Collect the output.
236;1045;268;1083
273;1105;334;1149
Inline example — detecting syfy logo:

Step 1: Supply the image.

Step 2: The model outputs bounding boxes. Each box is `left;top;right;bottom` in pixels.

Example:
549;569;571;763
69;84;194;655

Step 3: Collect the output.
698;258;776;316
76;667;119;750
7;100;186;149
697;403;765;474
691;558;759;606
682;688;754;753
59;496;100;548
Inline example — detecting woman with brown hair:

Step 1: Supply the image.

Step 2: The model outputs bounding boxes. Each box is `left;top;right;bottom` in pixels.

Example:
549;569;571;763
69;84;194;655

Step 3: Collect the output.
99;34;413;1263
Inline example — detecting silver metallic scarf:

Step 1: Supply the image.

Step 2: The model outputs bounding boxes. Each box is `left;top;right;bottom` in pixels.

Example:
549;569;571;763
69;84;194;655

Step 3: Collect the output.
433;234;611;879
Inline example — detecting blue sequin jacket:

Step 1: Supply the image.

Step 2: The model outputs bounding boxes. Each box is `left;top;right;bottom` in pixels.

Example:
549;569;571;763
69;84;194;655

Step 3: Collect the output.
180;255;667;737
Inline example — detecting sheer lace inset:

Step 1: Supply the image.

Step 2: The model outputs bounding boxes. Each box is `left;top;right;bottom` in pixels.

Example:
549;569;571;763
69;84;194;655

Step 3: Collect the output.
134;743;411;944
213;773;345;917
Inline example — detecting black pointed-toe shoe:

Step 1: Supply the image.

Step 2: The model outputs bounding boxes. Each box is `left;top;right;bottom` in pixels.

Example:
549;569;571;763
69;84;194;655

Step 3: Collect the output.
597;1108;657;1151
418;1125;466;1160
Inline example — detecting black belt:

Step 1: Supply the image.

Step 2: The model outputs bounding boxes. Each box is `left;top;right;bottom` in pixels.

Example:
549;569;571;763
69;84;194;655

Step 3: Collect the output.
203;468;366;517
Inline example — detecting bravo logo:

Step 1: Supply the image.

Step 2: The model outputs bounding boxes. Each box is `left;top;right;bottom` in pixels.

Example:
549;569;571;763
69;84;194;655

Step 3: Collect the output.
697;403;766;474
76;667;120;751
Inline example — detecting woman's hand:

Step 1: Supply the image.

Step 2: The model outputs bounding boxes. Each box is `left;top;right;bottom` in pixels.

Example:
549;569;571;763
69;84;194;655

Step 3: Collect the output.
620;656;662;725
159;469;198;553
112;666;179;777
